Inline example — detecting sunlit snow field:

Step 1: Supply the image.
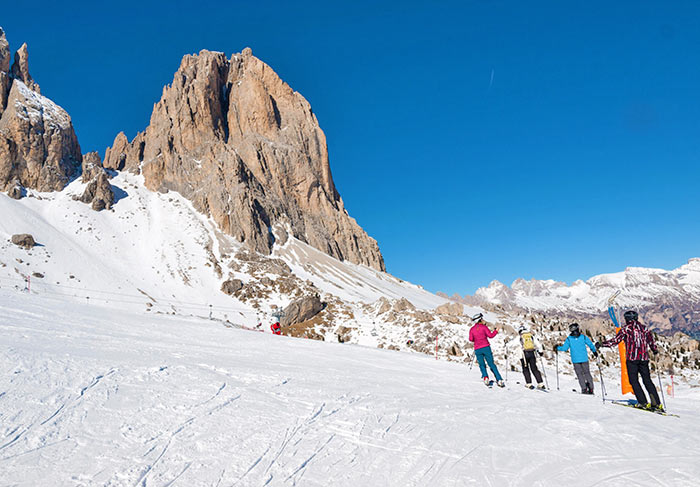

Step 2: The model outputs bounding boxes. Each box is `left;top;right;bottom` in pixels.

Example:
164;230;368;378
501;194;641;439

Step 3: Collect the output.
2;290;699;486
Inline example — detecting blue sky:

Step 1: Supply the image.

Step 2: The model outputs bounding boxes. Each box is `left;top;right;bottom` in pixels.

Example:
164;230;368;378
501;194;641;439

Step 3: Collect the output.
2;1;699;295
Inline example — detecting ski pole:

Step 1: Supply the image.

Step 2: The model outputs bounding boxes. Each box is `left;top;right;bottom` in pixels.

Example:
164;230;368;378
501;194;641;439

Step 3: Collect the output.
655;360;667;411
538;354;549;389
555;351;560;391
469;352;475;370
595;354;606;404
504;339;509;382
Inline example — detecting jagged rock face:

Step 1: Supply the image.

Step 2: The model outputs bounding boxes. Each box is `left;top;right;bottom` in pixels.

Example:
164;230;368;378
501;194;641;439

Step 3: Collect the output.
11;44;40;93
0;28;10;74
0;29;81;193
104;48;385;271
1;28;10;112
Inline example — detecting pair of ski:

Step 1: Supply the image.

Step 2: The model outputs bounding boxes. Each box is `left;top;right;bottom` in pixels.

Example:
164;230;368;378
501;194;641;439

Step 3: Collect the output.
609;400;679;418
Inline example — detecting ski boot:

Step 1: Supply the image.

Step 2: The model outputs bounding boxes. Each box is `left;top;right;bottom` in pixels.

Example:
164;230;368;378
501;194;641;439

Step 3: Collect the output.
497;380;505;388
525;383;534;390
483;377;491;386
537;382;546;390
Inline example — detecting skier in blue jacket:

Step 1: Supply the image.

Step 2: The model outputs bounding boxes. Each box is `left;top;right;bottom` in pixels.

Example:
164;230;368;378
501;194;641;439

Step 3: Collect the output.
555;323;598;394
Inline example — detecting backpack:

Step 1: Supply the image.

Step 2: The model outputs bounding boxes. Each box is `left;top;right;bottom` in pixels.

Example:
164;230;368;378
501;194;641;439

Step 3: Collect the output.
521;332;536;351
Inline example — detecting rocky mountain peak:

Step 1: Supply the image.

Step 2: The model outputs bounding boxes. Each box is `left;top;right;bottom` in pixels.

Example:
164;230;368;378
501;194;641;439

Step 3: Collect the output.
0;27;81;195
0;28;10;74
104;48;384;271
11;43;39;94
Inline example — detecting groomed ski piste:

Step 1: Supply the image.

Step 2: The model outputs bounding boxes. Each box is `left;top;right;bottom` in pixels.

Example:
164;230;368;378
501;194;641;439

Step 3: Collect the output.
2;289;700;487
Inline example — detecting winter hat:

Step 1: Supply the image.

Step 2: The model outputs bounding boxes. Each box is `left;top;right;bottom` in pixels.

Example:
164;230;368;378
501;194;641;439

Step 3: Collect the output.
623;310;638;323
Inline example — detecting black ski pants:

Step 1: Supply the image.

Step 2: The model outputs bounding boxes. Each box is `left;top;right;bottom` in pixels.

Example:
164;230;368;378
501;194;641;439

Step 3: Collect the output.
520;350;542;385
626;360;660;406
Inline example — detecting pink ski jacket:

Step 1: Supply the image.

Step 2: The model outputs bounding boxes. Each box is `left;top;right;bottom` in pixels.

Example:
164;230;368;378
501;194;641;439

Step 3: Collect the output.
469;322;498;350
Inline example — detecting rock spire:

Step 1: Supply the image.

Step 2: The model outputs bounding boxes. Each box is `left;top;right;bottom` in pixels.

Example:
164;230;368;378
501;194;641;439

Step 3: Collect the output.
105;48;385;271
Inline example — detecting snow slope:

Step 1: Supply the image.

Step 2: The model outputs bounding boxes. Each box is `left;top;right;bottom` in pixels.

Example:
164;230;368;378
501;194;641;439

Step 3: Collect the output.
273;235;444;309
2;289;699;486
0;172;448;325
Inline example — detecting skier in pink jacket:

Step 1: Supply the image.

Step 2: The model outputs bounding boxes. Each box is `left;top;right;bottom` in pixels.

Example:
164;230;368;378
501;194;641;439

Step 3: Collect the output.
469;313;505;387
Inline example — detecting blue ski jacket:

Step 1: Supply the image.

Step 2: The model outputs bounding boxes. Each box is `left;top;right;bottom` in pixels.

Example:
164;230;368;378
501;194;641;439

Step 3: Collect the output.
558;334;596;364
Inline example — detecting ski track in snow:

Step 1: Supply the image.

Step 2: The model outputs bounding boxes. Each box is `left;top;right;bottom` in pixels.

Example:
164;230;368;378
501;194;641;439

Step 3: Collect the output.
1;290;700;486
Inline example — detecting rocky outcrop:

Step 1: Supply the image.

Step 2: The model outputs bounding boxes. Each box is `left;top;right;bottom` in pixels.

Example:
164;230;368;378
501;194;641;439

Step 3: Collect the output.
220;278;243;295
435;302;463;317
6;177;22;199
11;233;35;249
104;48;384;271
75;152;113;211
79;172;114;211
392;298;416;313
81;151;103;182
0;28;81;194
281;293;324;327
435;302;464;324
448;343;463;357
11;43;39;93
0;28;10;112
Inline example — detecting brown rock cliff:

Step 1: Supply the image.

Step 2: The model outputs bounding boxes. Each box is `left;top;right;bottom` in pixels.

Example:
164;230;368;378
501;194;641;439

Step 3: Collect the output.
104;48;385;271
0;28;81;193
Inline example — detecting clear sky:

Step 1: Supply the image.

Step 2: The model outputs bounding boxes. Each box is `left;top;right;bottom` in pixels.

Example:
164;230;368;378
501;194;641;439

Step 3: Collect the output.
2;1;699;295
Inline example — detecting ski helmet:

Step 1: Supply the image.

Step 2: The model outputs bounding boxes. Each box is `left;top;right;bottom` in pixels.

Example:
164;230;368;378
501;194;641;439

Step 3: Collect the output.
569;323;581;336
471;313;483;322
623;310;638;323
518;325;527;334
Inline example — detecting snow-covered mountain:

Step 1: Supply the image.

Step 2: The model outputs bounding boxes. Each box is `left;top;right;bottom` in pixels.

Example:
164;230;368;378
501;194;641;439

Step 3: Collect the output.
455;260;700;338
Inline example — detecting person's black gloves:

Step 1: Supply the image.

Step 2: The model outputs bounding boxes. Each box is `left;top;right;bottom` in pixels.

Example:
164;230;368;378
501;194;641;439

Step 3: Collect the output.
553;344;559;352
595;341;603;350
538;350;544;357
593;351;599;358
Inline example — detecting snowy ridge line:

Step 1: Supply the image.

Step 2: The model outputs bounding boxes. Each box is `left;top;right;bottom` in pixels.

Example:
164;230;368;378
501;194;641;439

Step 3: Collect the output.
0;275;252;314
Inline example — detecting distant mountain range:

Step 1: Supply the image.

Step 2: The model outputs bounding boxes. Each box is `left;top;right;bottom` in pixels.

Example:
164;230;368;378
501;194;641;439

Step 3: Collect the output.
448;259;700;338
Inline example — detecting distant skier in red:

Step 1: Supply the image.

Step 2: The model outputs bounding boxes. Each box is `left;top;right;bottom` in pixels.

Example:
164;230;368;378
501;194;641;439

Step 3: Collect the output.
271;322;282;335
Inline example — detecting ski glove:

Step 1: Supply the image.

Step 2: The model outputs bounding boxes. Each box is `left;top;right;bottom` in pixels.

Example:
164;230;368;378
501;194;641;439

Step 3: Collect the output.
553;344;559;352
595;341;603;350
538;351;544;357
593;351;599;358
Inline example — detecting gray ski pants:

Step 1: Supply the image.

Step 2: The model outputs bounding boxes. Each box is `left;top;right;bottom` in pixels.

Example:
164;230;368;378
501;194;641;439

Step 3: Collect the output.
573;361;594;392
